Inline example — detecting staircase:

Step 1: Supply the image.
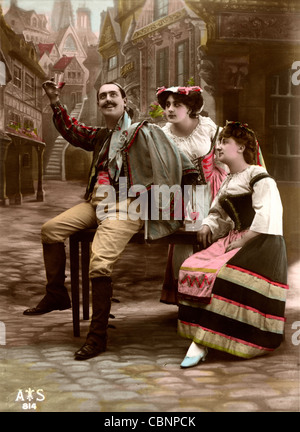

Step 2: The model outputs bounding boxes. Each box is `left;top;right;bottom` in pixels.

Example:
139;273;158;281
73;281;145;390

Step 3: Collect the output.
44;103;83;180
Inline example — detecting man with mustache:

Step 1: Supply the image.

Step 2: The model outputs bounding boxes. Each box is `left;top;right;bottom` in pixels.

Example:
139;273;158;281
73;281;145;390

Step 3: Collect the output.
23;80;198;360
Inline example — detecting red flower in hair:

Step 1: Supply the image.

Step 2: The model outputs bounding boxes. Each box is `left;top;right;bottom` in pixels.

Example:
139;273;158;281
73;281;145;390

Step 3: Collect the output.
156;86;167;95
156;86;202;96
177;86;203;95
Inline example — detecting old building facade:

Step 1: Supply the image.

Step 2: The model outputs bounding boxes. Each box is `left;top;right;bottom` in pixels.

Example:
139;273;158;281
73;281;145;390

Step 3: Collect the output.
0;6;46;205
3;0;99;183
185;0;300;253
1;1;299;254
4;0;50;44
97;0;206;123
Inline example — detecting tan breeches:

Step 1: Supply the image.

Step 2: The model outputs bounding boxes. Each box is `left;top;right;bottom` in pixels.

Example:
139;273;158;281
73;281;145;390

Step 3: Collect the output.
41;199;143;278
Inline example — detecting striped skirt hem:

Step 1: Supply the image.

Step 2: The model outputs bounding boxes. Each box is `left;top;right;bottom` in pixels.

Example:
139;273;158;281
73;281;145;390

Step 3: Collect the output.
178;235;288;359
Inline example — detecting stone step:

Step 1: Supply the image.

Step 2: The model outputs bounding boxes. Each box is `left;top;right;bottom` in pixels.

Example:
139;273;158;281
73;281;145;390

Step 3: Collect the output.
44;103;83;180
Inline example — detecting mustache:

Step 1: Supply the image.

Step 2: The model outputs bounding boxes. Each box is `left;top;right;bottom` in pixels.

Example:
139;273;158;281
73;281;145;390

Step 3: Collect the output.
103;102;117;108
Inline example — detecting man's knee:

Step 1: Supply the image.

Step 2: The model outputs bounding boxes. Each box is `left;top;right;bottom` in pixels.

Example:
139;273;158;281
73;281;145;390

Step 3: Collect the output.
41;219;61;243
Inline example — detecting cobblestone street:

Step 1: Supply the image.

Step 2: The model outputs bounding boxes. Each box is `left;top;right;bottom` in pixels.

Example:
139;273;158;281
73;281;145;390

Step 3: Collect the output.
0;180;299;413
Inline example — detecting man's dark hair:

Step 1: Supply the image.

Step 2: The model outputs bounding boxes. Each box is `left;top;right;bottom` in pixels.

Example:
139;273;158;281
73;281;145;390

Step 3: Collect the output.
105;81;126;98
97;81;127;102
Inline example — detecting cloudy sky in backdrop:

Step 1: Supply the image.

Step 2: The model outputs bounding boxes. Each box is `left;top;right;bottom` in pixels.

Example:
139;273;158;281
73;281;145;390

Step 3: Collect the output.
1;0;115;35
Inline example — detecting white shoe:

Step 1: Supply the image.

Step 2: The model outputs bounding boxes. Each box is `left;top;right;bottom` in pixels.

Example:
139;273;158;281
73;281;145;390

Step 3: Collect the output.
180;343;208;368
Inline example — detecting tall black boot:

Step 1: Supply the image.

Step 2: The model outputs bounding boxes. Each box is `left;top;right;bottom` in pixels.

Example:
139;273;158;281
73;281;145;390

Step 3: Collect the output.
23;243;71;315
74;276;112;360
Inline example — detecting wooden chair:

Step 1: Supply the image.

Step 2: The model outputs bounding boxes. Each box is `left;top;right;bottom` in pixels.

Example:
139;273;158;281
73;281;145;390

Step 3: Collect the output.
69;228;199;336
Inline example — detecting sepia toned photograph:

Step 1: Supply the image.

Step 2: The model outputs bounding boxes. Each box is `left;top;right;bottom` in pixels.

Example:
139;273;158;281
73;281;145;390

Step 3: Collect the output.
0;0;299;416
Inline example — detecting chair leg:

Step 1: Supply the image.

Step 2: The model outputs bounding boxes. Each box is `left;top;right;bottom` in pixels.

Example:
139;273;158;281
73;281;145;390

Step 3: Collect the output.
70;235;80;337
81;240;90;320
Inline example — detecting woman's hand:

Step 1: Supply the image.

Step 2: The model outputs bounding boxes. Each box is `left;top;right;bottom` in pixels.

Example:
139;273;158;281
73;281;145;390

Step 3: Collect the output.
226;238;246;252
226;230;260;252
197;225;212;249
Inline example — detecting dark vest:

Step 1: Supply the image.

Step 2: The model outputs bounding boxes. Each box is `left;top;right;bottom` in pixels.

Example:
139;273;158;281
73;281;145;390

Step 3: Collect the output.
219;173;272;231
84;128;111;200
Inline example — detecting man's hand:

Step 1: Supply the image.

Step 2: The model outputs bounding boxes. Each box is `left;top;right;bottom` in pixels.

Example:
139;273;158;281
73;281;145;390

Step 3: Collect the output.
42;78;64;104
197;225;212;249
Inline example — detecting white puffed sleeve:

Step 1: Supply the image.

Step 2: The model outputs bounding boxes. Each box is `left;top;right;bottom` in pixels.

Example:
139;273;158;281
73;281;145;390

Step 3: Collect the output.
250;177;283;235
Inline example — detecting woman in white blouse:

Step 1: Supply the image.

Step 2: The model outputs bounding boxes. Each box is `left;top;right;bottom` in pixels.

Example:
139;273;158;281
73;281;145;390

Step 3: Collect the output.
156;86;227;304
177;121;288;368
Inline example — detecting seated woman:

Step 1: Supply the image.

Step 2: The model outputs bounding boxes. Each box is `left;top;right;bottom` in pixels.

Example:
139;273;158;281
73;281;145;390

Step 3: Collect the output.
156;86;227;304
177;121;288;368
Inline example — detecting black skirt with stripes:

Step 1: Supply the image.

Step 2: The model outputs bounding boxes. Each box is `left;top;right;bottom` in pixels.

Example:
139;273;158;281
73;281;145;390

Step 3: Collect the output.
178;234;288;358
